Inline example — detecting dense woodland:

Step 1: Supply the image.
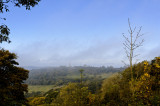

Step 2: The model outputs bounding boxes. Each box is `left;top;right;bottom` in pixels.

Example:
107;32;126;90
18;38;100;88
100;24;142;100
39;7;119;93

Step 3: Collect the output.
26;66;123;85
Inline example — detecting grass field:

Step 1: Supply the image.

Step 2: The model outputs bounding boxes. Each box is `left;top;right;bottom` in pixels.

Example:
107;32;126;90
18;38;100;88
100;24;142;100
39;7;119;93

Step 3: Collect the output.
28;73;114;93
99;72;114;79
28;85;55;93
28;85;64;93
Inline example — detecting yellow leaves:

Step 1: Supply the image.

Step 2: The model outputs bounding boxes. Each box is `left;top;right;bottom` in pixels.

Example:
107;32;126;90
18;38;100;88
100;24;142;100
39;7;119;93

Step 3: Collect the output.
135;70;153;105
144;61;149;72
81;87;88;91
156;57;160;60
88;92;96;102
146;86;148;90
155;63;160;68
144;61;149;65
58;83;91;105
30;97;46;105
144;73;150;78
154;57;160;68
134;57;160;105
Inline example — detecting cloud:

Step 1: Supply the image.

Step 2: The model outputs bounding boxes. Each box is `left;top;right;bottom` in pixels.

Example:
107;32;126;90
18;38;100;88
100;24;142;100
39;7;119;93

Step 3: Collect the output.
14;36;125;67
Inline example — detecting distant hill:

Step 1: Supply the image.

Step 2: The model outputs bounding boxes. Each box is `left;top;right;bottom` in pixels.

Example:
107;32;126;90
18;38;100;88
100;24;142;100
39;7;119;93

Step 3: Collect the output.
26;66;125;85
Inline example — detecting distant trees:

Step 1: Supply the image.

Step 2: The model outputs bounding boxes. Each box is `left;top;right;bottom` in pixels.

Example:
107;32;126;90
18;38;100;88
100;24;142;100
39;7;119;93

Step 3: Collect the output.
79;69;84;86
0;50;29;106
26;66;122;85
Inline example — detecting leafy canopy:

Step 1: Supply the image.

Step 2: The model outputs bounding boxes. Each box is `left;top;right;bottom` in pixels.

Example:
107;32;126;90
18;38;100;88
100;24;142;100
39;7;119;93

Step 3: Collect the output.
0;49;29;106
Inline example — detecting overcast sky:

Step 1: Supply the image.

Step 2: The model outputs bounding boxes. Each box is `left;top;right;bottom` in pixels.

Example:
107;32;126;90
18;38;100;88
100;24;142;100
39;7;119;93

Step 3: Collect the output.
1;0;160;67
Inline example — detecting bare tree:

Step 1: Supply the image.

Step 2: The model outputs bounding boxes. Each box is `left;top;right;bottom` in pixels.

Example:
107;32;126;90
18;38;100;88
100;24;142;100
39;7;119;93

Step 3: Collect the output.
122;19;144;96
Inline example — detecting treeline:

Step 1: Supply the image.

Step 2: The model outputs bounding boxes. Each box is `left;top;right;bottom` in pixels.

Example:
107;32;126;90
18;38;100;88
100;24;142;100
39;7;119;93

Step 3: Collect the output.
26;66;124;85
27;57;160;106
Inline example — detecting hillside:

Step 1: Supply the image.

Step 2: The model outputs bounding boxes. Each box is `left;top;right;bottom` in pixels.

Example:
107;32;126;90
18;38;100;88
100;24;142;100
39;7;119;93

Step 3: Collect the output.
26;66;124;85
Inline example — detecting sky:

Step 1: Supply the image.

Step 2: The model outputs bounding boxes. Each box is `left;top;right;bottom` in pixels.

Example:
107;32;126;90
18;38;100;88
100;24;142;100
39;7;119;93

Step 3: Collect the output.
1;0;160;67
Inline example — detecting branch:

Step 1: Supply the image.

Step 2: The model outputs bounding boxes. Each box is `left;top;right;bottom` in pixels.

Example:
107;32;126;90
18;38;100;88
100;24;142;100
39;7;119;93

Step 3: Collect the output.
128;18;132;34
133;39;144;50
133;27;144;44
123;33;131;44
137;26;142;37
133;27;136;33
121;60;129;67
124;47;130;60
123;42;130;50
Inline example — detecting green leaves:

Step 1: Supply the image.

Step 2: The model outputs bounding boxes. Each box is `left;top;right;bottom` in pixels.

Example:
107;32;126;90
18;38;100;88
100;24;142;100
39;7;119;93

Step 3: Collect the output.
0;24;10;44
14;0;41;10
0;50;29;106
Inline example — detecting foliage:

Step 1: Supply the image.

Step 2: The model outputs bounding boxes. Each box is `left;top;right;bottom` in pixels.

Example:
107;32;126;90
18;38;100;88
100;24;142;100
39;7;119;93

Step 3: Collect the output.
29;97;46;106
52;83;100;106
0;49;29;106
54;83;88;105
100;73;122;105
134;57;160;105
0;24;10;44
44;88;60;104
